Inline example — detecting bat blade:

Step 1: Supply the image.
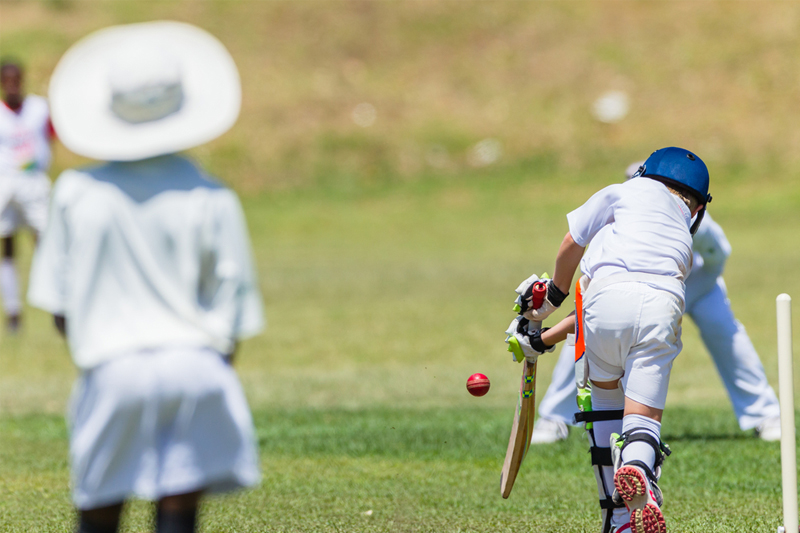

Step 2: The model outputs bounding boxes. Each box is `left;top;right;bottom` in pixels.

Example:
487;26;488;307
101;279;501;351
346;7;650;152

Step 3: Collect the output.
500;358;537;498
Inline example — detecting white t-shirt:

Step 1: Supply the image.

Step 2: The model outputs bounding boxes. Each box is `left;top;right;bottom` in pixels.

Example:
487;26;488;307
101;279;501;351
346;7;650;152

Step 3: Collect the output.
0;95;52;175
28;154;264;369
567;177;694;301
586;212;729;310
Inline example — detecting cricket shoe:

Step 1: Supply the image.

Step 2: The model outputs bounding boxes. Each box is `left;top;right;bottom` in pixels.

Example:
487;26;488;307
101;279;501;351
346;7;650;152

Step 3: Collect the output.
614;465;665;533
611;524;631;533
755;416;781;442
530;417;568;444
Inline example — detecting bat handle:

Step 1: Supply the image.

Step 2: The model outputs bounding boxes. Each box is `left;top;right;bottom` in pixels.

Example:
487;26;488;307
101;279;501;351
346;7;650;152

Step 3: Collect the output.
530;281;547;310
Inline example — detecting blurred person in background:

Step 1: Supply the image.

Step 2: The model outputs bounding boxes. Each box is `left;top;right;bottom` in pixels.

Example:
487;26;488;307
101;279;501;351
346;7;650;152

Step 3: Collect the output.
531;161;781;445
28;22;263;533
0;59;54;332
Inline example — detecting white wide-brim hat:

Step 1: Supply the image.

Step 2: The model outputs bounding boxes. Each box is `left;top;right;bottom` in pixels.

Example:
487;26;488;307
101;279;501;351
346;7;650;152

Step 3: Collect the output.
49;21;241;161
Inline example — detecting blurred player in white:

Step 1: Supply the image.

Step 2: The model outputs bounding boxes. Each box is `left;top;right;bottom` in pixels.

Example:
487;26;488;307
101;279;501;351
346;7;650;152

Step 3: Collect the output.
0;60;54;332
531;162;780;445
28;22;262;533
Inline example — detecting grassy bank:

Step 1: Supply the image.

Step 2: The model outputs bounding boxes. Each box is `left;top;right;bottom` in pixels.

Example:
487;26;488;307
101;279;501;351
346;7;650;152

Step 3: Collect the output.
4;1;800;194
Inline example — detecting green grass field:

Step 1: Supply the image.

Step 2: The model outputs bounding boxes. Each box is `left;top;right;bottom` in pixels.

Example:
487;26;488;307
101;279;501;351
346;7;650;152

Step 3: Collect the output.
0;407;786;532
2;1;800;532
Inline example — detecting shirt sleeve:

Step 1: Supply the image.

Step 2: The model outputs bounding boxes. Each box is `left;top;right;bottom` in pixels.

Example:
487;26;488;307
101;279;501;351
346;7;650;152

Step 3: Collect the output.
566;184;623;247
201;189;265;341
690;213;731;278
27;173;70;314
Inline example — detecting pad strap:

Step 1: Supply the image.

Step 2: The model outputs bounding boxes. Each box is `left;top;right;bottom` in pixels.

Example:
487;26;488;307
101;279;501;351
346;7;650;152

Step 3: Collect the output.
618;430;672;471
574;409;624;424
599;497;626;510
621;459;658;485
590;446;613;467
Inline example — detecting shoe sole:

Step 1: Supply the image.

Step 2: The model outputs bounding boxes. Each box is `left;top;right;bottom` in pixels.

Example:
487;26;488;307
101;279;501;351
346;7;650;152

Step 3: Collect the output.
631;504;665;533
615;466;666;533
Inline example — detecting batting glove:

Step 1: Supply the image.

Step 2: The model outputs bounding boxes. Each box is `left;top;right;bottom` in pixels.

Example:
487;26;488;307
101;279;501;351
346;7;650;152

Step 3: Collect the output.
514;273;543;314
505;316;555;363
521;279;568;322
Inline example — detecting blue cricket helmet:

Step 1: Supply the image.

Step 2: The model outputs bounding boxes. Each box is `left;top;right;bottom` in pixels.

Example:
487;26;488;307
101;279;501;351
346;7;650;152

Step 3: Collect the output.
632;147;712;235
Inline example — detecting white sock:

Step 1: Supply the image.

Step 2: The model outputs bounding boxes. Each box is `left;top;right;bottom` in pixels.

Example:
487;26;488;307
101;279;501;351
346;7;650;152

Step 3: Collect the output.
590;386;627;526
621;413;662;473
0;258;20;315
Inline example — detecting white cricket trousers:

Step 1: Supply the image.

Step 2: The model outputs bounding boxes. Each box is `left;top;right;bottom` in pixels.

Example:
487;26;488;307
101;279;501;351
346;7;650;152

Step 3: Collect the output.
687;278;779;429
0;171;50;236
69;347;260;510
583;274;684;410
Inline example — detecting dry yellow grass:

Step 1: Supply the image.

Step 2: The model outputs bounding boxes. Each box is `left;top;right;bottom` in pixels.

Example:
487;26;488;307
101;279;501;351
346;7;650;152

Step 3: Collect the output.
3;1;800;193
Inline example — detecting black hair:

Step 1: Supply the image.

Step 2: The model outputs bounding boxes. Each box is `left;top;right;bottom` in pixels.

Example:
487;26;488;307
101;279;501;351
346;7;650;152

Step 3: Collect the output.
0;59;24;76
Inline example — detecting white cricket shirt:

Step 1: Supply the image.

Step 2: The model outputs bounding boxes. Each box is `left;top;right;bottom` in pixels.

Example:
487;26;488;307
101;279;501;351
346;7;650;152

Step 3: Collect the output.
689;213;730;279
567;177;694;301
0;95;52;175
684;213;731;305
28;154;264;369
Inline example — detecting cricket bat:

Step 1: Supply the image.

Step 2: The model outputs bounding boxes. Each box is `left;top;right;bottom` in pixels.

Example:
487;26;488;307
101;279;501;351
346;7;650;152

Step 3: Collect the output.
500;279;547;498
500;356;537;498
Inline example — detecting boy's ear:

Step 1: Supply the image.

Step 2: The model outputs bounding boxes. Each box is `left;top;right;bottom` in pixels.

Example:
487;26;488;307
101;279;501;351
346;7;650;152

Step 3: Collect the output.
691;204;704;217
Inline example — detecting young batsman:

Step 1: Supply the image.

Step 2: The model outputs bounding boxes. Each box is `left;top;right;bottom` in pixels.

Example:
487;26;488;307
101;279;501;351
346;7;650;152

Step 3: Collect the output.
0;59;54;332
531;164;780;445
28;22;262;533
509;147;711;533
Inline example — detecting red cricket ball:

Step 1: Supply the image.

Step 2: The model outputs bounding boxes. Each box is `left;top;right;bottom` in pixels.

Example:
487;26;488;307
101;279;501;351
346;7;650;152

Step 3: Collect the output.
466;373;491;397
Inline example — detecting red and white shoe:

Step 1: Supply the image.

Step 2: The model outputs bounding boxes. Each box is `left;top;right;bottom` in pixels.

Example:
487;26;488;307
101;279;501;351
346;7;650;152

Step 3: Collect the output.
614;465;666;533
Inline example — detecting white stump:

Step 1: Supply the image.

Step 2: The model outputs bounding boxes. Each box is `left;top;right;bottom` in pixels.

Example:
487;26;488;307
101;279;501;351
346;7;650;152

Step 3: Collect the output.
778;294;797;533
